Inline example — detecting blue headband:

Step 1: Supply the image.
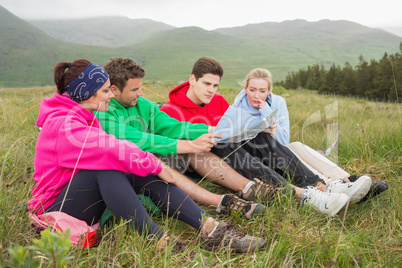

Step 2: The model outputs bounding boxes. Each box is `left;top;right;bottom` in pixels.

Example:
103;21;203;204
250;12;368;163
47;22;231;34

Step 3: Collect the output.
65;63;109;102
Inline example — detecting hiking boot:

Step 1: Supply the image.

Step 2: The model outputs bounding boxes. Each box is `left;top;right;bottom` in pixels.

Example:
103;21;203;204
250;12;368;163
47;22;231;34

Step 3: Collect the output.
302;187;349;217
358;181;389;203
239;178;282;203
157;234;190;254
157;234;211;263
157;234;202;260
200;222;266;253
326;175;372;202
217;194;265;219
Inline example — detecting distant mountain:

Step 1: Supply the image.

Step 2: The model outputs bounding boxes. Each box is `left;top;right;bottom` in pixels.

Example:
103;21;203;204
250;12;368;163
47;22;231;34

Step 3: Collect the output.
215;19;401;67
0;6;132;87
125;21;401;85
29;17;175;47
1;6;401;88
382;26;402;37
125;26;261;85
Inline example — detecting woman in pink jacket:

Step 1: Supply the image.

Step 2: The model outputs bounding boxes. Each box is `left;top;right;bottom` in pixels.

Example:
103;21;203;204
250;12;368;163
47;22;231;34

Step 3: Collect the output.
27;59;265;254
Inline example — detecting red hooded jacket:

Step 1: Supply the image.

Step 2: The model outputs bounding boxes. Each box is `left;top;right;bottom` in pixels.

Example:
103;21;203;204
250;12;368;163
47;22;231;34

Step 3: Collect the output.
160;81;229;126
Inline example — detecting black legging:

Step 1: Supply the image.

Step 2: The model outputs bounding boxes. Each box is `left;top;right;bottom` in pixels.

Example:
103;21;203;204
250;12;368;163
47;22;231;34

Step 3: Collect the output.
212;142;288;187
211;133;324;188
46;170;209;239
242;133;325;187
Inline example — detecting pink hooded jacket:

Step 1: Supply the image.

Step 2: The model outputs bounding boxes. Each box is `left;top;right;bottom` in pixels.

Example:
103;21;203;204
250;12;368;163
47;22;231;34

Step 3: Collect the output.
28;93;162;215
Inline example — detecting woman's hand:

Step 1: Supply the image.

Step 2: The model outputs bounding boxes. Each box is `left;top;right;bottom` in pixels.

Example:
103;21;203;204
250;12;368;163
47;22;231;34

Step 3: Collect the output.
156;162;177;185
258;99;267;110
264;120;278;136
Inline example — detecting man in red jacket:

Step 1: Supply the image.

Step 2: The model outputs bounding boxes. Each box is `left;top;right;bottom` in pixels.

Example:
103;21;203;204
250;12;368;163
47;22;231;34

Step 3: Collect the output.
161;73;229;126
160;57;353;217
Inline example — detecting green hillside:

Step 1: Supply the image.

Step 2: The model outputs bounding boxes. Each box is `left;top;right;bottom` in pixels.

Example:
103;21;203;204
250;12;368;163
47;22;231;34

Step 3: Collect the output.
1;6;401;88
216;20;401;70
127;22;401;87
125;26;269;86
28;16;175;47
0;6;132;87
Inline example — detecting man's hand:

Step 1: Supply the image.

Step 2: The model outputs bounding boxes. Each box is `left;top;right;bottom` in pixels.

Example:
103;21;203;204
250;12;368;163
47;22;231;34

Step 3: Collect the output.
177;133;223;154
264;120;278;136
156;162;177;185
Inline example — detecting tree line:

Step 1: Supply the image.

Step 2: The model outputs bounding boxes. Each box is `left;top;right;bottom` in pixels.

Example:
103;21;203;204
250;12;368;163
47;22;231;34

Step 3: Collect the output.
277;46;402;102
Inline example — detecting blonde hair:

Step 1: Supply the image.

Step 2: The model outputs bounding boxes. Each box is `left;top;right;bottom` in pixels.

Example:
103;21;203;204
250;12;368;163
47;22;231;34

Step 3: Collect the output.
239;68;273;90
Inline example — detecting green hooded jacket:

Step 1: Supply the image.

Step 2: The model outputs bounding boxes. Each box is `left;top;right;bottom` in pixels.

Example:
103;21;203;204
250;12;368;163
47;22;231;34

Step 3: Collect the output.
97;97;209;156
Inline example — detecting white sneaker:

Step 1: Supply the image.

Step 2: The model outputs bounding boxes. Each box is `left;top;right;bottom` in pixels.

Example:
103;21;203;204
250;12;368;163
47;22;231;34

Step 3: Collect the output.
326;175;372;203
302;187;349;217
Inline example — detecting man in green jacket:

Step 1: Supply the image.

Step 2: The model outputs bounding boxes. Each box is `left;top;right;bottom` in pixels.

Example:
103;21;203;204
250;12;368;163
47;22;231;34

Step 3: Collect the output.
97;57;271;219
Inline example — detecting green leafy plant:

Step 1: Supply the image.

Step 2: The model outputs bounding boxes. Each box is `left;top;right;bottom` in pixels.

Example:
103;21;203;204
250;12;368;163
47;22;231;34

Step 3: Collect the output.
7;244;34;268
7;229;73;268
29;229;73;268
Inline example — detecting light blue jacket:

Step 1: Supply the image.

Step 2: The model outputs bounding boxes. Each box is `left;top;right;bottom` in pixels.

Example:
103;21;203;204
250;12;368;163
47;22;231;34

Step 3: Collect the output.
233;89;290;145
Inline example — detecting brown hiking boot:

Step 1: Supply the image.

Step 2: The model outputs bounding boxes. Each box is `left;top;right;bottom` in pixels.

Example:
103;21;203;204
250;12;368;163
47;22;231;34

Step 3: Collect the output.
157;234;190;254
238;178;282;203
157;234;211;264
156;234;200;259
217;194;265;219
200;222;266;253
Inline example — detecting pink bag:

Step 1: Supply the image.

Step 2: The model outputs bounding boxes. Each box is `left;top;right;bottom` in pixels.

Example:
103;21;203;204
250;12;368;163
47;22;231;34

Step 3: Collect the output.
29;212;100;248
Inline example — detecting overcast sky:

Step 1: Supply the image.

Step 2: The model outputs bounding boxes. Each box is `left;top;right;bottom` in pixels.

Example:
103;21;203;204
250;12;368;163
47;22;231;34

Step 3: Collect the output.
1;0;401;30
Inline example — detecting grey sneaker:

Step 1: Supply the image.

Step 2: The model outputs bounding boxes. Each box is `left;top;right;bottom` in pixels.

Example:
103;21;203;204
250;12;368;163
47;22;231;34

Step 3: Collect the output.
326;175;372;202
302;187;349;217
200;222;266;253
239;178;283;203
217;194;265;219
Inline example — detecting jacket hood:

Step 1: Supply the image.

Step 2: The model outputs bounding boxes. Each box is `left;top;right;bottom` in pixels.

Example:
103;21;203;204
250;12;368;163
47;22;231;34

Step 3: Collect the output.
169;81;202;109
37;93;95;128
233;89;272;106
232;89;247;107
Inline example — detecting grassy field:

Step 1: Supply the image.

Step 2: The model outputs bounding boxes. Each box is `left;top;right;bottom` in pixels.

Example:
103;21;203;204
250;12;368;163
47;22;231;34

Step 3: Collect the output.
0;84;401;267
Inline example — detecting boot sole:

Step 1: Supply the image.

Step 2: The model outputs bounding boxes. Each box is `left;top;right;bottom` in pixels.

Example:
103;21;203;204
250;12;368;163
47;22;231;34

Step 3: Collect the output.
234;240;267;253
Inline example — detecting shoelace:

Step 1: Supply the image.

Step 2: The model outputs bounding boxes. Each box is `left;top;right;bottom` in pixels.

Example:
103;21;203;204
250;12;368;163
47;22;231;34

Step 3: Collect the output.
254;179;277;201
327;180;344;191
307;188;331;205
303;186;325;205
221;224;246;240
225;196;250;212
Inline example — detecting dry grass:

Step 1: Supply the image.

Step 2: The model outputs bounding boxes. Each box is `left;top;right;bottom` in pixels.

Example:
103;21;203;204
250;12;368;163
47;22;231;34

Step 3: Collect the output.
0;84;401;267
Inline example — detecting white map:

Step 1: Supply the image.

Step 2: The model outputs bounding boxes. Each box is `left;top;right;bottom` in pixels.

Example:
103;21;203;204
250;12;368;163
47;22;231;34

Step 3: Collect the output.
213;106;278;143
